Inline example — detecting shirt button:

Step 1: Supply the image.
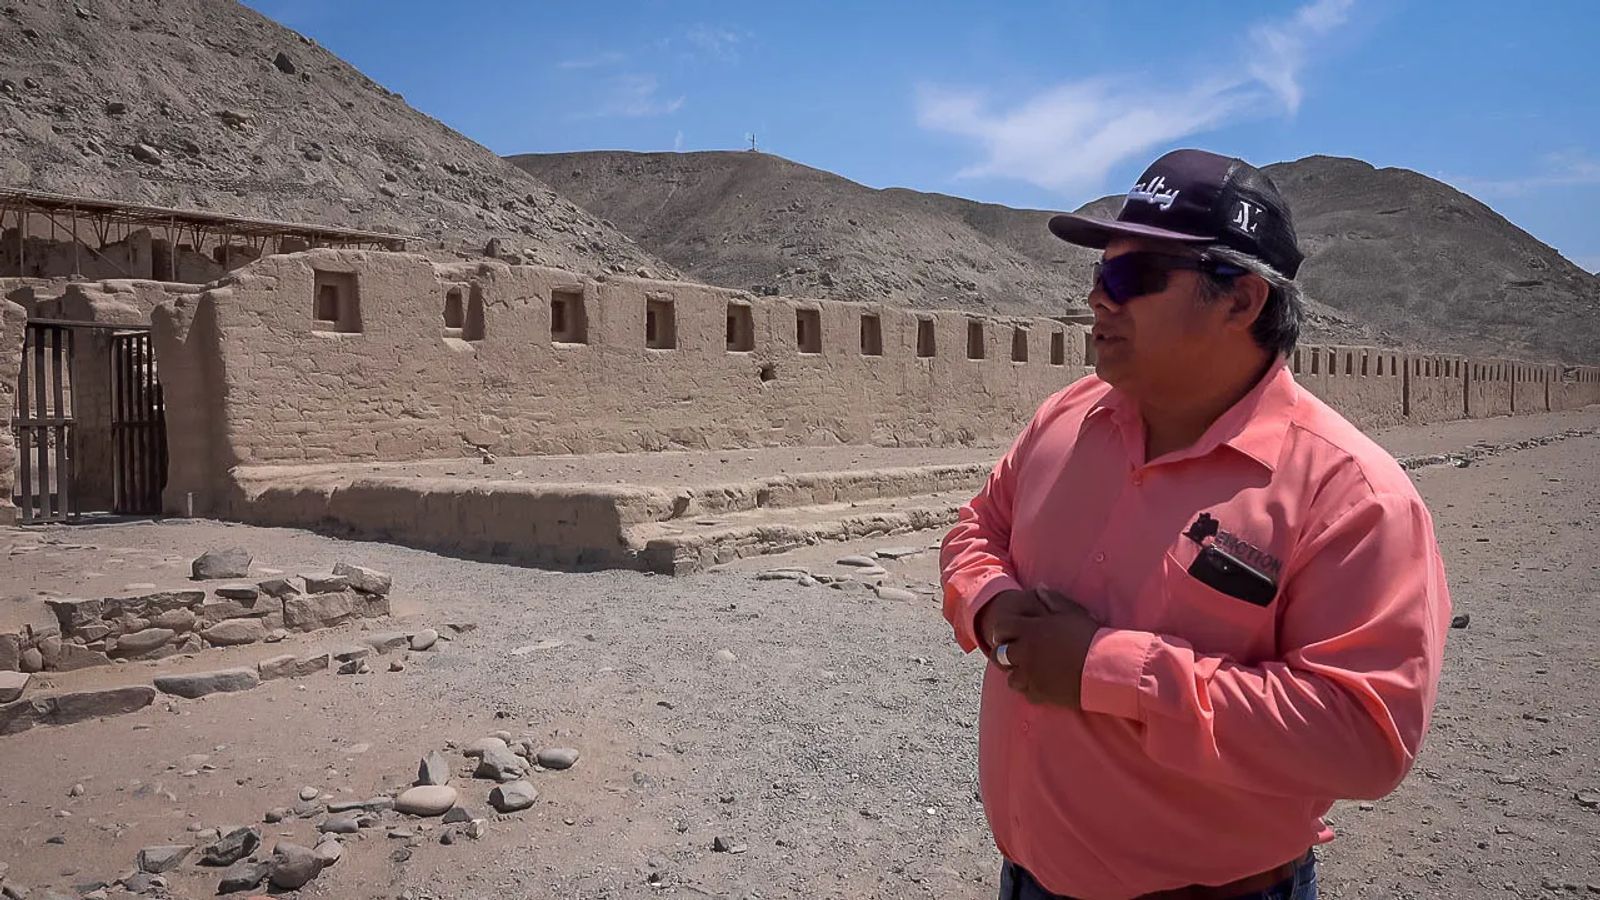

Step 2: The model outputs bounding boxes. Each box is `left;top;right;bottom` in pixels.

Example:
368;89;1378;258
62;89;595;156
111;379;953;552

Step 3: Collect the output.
1131;473;1144;486
1095;552;1107;564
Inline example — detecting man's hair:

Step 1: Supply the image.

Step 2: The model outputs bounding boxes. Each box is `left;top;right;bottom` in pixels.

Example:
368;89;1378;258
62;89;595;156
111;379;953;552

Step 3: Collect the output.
1196;245;1302;356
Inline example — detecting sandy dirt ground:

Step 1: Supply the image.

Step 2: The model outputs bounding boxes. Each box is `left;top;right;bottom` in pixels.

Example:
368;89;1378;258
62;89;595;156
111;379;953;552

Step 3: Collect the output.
1;408;1597;899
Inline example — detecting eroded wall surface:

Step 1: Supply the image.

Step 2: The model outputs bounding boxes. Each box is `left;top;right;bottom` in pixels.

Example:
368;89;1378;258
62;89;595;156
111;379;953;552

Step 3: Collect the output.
0;300;26;524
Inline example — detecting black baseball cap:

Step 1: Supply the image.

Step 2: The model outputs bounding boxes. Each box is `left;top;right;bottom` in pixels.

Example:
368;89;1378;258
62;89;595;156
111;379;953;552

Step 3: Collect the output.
1049;149;1305;279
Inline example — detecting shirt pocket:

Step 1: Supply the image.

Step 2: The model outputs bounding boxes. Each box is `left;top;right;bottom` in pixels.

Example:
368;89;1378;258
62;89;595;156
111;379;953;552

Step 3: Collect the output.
1159;547;1276;662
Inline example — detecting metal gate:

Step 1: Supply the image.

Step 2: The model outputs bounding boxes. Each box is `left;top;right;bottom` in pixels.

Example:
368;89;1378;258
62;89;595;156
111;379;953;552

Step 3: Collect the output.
110;329;167;515
13;322;76;523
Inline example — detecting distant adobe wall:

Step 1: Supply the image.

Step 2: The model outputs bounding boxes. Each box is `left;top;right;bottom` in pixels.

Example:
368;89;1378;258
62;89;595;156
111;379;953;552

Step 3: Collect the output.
152;250;1090;514
1290;345;1406;430
1467;359;1514;418
1552;365;1600;411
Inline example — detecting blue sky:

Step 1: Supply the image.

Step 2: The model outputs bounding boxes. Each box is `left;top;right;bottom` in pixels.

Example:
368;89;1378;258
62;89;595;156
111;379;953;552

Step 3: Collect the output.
247;0;1600;273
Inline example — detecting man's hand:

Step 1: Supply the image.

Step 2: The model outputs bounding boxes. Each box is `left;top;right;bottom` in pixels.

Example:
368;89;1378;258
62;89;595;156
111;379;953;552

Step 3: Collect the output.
974;588;1052;653
984;588;1102;709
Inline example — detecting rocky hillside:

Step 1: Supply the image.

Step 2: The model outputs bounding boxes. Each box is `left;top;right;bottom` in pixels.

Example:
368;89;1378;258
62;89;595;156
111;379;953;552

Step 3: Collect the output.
0;0;672;277
516;150;1600;362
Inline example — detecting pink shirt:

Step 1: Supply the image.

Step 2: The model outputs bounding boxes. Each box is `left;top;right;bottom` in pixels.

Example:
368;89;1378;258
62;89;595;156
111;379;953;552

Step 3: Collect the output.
941;362;1450;900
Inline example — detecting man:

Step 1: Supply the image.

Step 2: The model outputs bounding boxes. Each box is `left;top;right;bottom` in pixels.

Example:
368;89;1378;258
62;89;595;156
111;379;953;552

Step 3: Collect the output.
940;149;1451;900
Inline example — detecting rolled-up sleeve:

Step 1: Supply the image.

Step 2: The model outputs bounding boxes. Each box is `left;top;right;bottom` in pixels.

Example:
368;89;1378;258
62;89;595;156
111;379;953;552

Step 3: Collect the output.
1079;492;1451;799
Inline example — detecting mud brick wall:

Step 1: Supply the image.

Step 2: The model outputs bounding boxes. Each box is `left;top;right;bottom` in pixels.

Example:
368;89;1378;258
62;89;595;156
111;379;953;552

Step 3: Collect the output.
1404;354;1470;424
153;250;1090;513
1291;345;1407;430
0;299;26;525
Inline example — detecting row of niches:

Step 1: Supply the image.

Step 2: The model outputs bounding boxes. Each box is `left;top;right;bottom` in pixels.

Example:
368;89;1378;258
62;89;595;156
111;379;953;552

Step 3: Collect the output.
1290;345;1561;382
310;269;1073;364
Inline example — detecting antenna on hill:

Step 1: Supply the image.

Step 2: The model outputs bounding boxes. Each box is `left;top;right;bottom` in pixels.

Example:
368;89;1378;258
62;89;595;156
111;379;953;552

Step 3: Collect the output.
746;133;758;152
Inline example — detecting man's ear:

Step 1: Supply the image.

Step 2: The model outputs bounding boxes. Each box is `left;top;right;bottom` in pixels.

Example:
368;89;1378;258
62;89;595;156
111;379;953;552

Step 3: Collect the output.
1224;274;1271;333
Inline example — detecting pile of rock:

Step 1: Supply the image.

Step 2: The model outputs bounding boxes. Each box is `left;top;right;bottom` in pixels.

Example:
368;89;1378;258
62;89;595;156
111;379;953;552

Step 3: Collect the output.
4;550;398;674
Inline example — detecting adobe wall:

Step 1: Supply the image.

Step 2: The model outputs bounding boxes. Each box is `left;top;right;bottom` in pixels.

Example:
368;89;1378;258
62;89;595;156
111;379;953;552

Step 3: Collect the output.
1;227;229;283
1290;345;1406;430
1552;366;1600;411
152;250;1091;514
1467;359;1514;418
1404;354;1470;424
0;299;26;524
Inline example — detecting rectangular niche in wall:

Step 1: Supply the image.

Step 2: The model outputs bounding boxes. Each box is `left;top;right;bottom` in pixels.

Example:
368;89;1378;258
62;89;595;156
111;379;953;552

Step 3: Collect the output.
551;288;588;344
967;320;985;360
796;308;822;354
726;301;754;352
645;295;677;349
1050;331;1065;366
916;317;936;358
443;286;465;334
312;270;361;333
442;284;484;342
1011;327;1029;362
860;313;883;356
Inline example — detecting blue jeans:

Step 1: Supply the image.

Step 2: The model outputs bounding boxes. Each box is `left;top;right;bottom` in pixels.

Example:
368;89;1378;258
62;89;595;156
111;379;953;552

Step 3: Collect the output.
999;851;1317;900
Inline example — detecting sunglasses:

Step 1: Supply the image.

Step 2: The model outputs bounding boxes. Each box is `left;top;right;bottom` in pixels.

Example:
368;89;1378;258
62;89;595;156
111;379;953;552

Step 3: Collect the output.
1091;252;1246;305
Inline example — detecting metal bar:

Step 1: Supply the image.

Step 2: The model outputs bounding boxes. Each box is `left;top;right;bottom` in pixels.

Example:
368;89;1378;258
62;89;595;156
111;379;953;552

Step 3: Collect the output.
112;335;124;512
34;327;51;520
51;327;69;517
133;334;147;512
17;328;33;522
68;327;80;519
71;203;79;276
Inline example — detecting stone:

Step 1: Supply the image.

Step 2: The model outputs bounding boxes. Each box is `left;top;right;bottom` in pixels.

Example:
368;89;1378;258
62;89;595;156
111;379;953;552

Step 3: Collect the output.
268;842;323;890
409;629;438;651
198;600;268;624
121;872;163;894
361;631;409;654
0;633;18;671
76;623;112;643
136;844;191;873
257;652;328;681
0;671;29;703
215;859;269;893
873;547;921;559
489;780;538;813
192;548;251;580
257;578;300;599
318;813;360;834
214;584;259;601
712;835;733;852
441;806;474;824
272;51;297;74
300;574;349;594
154;668;259;699
1;699;40;736
536;747;580;771
712;648;738;663
283;591;355;630
263;807;291;823
199;826;259;866
836;554;878;567
463;737;508;758
313;836;343;866
336;658;370;675
475;745;526;782
21;647;44;672
45;597;104;629
131;142;165;164
418;750;451;786
111;628;177;657
202;619;267;646
874;586;918;603
756;569;809;581
333;562;392;596
148;608;197;633
299;785;320;801
14;685;157;731
852;565;889;577
395;785;457;817
1451;614;1471;629
264;628;288;643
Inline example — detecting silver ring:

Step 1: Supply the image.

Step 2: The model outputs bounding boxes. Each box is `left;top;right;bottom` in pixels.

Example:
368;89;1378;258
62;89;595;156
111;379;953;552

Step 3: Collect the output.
995;642;1013;669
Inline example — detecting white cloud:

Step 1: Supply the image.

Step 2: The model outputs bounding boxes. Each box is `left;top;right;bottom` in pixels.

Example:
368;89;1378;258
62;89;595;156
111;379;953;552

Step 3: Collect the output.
1248;0;1354;114
1444;151;1600;198
684;25;743;60
673;130;685;152
586;74;685;118
917;0;1353;194
557;51;624;70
